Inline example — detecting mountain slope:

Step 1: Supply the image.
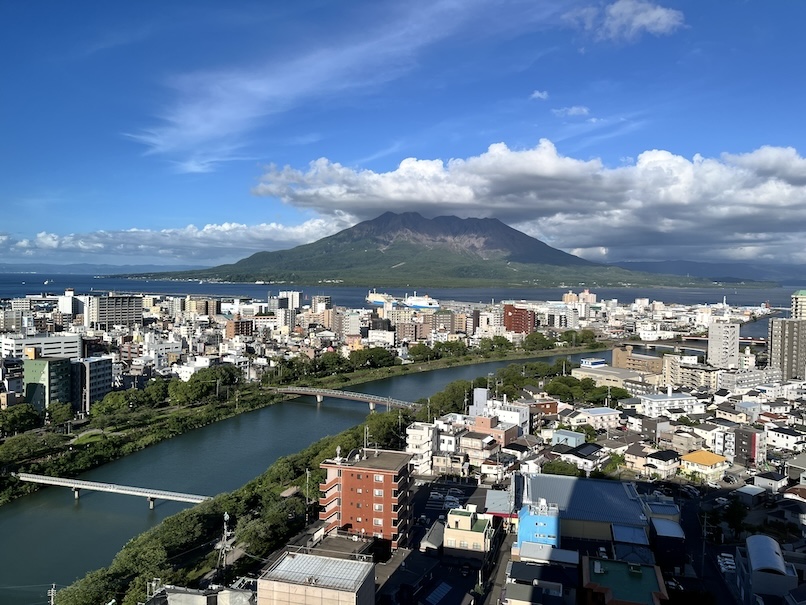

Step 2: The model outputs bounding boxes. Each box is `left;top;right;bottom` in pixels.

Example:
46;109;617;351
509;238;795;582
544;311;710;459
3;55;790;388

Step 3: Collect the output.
139;213;717;288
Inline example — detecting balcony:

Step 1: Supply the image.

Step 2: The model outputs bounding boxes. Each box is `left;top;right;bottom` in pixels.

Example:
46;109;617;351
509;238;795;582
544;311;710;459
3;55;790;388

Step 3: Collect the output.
320;490;340;507
320;505;339;521
320;477;340;493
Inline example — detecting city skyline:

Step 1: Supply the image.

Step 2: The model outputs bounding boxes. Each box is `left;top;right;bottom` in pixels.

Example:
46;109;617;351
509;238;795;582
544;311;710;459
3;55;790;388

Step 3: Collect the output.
3;1;806;267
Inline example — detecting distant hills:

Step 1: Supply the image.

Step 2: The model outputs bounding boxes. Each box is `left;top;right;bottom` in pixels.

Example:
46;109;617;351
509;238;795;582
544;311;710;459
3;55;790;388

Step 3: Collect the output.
0;262;205;275
131;212;727;288
612;260;806;285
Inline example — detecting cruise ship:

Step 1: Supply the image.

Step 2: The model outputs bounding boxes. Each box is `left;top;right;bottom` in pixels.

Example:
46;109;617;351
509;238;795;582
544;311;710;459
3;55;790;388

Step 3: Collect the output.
365;290;398;307
402;292;440;310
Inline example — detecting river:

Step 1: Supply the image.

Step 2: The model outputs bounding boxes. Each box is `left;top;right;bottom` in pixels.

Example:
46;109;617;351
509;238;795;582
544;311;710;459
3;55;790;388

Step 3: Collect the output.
0;351;604;604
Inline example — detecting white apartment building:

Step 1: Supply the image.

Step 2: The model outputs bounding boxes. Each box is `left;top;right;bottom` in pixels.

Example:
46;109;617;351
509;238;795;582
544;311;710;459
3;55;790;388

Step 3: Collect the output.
638;389;704;419
580;407;622;431
0;333;83;360
766;426;806;453
406;421;438;475
469;388;530;435
708;319;741;369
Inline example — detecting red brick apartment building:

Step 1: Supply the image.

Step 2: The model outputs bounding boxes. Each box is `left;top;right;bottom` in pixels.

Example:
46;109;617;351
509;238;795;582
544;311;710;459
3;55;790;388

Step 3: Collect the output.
319;449;412;549
504;304;537;334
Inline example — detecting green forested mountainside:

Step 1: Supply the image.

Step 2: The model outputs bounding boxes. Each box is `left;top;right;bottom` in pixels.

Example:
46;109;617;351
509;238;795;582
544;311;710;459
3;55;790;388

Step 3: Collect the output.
131;212;725;287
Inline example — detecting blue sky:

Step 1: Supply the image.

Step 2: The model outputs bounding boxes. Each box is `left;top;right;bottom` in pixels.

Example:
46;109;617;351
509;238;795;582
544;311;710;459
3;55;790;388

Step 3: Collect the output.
3;0;806;267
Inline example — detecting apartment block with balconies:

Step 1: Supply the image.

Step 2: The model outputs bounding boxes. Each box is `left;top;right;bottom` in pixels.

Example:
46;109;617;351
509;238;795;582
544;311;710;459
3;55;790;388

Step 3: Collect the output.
319;449;412;549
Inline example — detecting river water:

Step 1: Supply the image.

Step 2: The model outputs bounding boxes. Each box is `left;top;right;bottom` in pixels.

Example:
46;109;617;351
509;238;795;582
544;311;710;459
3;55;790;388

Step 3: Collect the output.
0;352;604;604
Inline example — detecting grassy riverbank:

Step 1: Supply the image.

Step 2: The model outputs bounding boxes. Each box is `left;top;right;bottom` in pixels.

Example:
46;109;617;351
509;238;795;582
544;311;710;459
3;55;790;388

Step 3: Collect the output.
301;343;609;390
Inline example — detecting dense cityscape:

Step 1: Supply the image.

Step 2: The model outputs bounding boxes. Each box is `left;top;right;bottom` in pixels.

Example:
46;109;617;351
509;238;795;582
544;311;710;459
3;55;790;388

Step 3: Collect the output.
4;284;806;604
5;1;806;604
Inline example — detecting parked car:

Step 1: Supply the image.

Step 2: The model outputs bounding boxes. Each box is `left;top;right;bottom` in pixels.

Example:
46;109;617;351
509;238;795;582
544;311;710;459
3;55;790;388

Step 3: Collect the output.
428;491;444;500
444;497;461;510
707;481;720;489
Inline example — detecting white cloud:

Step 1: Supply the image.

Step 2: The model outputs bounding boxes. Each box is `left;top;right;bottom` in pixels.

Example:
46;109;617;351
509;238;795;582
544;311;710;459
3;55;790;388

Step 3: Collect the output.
0;217;353;265
566;0;684;43
552;106;590;117
252;139;806;264
126;1;487;173
530;90;549;100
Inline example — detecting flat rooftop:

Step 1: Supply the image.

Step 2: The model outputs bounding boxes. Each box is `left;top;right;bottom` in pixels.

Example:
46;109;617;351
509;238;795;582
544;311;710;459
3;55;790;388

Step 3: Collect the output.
585;558;665;604
260;551;373;592
322;449;412;472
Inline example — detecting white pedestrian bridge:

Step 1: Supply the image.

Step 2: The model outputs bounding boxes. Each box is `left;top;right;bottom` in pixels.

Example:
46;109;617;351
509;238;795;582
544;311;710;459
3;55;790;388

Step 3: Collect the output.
13;472;211;509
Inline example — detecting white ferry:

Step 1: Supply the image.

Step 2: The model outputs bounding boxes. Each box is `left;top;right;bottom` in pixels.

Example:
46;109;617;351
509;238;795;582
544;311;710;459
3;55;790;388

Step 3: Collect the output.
366;289;398;307
402;292;440;310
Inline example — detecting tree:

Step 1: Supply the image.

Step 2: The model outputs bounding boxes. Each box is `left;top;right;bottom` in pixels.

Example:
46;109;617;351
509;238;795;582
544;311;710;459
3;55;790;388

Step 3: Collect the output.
523;332;555;351
47;401;73;425
408;343;438;362
349;347;396;369
434;340;468;358
723;499;747;535
0;404;40;436
542;460;581;476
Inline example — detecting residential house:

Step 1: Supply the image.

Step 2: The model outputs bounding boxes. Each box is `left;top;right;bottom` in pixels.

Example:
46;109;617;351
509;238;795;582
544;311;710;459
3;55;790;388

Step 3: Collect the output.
680;450;729;482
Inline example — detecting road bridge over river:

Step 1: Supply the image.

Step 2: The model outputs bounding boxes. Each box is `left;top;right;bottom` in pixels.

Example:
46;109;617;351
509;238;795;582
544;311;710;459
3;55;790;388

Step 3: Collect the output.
13;472;212;509
269;386;418;411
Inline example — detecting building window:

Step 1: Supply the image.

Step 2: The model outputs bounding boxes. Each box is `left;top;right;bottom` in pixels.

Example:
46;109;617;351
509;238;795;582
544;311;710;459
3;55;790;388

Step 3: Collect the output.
373;503;383;512
374;489;383;497
374;474;384;482
373;518;383;527
356;488;362;494
460;541;468;549
473;543;481;550
446;539;456;547
356;517;362;522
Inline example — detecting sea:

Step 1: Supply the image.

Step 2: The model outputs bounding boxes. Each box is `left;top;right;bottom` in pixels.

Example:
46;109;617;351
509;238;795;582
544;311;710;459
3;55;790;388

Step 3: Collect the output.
0;273;800;309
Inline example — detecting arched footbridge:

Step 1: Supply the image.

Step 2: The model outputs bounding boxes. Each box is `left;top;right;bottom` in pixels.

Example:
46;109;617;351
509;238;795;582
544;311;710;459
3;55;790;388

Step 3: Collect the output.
269;387;418;411
13;472;212;509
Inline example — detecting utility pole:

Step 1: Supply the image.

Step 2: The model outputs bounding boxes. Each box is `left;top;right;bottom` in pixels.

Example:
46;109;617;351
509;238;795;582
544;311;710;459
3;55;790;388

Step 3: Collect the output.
701;511;708;577
305;468;310;525
47;584;56;605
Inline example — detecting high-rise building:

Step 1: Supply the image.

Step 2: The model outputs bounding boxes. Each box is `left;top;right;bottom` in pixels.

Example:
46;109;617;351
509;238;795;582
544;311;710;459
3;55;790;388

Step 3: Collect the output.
71;356;114;415
23;349;72;412
768;318;806;380
319;449;412;548
503;304;536;334
707;319;741;369
792;290;806;320
84;294;143;330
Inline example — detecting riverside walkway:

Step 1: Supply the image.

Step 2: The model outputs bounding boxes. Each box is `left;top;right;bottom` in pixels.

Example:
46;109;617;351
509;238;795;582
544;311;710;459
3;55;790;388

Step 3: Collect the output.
270;386;418;410
13;472;212;509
